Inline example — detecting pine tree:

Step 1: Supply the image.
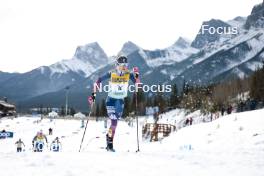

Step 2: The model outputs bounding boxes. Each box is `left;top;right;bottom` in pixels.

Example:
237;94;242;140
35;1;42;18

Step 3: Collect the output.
131;93;137;113
182;79;189;97
39;105;43;114
45;107;50;115
124;96;131;117
146;93;153;107
95;103;100;117
137;89;146;115
153;94;159;107
69;107;76;116
60;106;65;116
250;63;264;101
170;84;179;108
100;99;107;117
156;89;166;113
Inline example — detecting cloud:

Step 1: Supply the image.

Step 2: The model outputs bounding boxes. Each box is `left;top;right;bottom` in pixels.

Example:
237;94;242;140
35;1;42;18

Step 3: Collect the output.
0;0;262;72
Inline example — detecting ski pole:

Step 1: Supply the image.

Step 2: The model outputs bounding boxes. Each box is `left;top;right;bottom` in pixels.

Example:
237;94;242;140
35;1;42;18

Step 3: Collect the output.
79;102;95;152
133;66;140;152
135;91;140;152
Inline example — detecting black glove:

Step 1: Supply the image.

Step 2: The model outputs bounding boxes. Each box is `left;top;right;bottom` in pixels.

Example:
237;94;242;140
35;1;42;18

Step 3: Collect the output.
135;73;139;79
91;92;96;102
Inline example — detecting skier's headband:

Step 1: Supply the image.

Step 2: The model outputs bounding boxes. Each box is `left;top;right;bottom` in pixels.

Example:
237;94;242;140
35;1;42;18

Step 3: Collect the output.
116;62;128;67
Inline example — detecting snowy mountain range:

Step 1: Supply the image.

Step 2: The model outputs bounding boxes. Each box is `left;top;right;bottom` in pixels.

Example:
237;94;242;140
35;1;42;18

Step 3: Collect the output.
0;42;111;101
1;1;264;111
48;42;110;77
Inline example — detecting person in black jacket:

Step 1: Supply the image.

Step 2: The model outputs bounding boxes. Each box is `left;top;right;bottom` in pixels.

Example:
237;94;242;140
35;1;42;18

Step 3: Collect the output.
48;128;53;135
221;106;225;116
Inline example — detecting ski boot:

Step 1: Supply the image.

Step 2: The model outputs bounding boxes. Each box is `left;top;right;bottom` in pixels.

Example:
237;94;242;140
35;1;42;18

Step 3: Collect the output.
106;134;115;152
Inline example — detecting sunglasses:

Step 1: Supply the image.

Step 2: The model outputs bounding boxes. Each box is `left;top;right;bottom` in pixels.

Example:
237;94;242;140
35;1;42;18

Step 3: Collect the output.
117;63;128;67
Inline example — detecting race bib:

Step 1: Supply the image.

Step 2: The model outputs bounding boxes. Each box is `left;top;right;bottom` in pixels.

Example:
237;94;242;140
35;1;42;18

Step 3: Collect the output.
108;72;130;99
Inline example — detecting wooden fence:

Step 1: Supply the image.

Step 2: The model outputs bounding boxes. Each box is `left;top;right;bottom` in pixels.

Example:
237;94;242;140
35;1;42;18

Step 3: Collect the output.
142;123;176;142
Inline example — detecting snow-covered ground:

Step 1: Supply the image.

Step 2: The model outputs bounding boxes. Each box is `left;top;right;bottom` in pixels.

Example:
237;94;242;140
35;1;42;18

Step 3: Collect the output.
0;108;264;176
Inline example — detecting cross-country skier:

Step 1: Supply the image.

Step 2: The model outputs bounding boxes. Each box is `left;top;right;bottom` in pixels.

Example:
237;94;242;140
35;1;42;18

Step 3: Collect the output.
50;137;61;152
48;128;53;135
15;138;25;152
32;130;48;152
90;55;140;152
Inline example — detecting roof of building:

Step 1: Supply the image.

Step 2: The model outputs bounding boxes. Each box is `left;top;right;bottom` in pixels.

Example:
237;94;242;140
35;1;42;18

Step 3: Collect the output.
0;101;15;108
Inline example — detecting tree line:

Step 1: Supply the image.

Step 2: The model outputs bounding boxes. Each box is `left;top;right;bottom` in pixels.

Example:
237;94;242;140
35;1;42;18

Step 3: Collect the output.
94;62;264;117
33;62;264;117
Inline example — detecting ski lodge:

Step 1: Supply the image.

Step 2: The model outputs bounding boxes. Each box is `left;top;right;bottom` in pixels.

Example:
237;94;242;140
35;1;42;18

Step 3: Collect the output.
0;100;16;117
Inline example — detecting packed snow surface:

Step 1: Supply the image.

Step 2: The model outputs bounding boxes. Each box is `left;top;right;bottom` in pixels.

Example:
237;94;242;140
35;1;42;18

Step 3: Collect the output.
0;108;264;176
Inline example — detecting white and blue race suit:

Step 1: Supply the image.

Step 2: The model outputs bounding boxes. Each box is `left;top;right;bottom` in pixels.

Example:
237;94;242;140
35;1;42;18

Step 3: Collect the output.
95;70;137;138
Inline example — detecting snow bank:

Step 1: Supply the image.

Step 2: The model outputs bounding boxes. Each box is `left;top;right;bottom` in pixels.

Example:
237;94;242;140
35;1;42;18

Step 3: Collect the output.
0;108;263;176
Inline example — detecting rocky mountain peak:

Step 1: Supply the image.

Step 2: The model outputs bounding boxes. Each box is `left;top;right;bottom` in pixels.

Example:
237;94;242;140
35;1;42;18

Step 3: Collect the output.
245;1;264;29
74;42;108;65
174;37;191;49
119;41;141;56
191;19;231;49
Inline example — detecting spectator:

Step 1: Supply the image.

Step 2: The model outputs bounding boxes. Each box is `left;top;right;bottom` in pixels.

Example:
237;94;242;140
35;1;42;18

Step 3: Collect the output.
227;105;232;114
250;99;257;110
221;106;225;116
189;117;193;125
153;112;159;124
185;118;190;126
238;101;245;112
215;112;220;119
245;98;251;111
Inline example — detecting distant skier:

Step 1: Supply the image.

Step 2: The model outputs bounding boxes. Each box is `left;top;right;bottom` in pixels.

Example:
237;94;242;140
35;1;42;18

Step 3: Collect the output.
50;137;61;152
90;55;140;151
15;138;25;152
32;130;48;152
48;128;53;135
